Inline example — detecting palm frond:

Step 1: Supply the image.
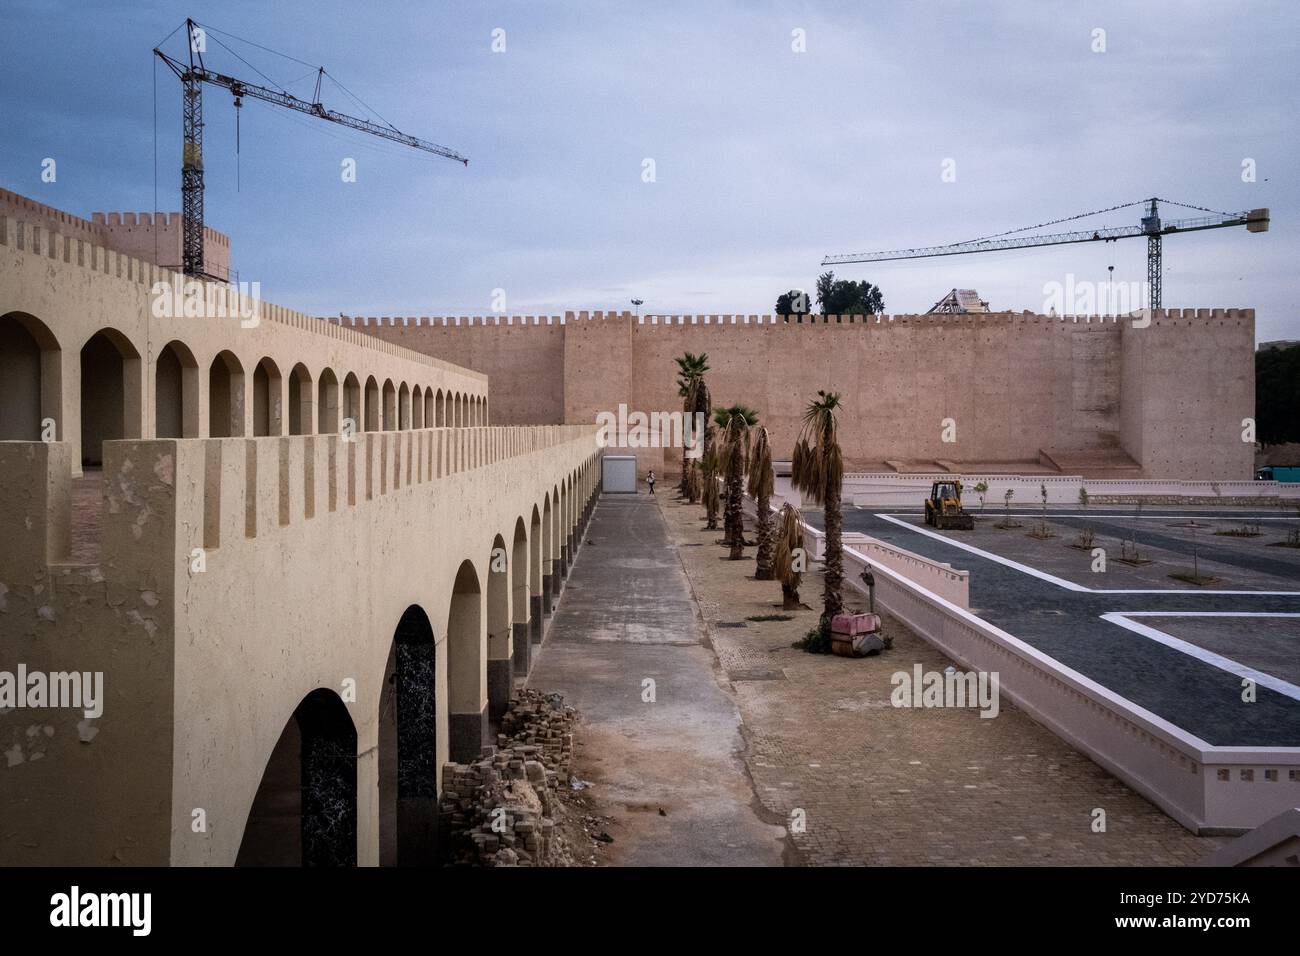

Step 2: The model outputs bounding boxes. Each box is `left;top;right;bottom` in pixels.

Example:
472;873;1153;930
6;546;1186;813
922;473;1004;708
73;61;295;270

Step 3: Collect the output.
772;503;805;590
747;427;773;499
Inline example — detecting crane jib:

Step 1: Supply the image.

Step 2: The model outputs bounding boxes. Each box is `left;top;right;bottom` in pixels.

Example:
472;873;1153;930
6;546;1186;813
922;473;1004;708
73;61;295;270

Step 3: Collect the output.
154;25;468;277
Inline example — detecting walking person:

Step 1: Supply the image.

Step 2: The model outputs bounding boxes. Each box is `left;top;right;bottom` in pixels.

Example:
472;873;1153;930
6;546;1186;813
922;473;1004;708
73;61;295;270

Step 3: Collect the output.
647;470;656;495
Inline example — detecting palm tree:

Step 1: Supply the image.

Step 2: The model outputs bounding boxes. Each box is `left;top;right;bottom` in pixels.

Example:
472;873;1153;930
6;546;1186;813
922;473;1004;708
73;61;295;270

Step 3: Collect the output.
702;449;721;530
772;503;806;610
675;353;710;495
715;405;758;558
791;390;844;623
686;376;713;507
748;426;775;579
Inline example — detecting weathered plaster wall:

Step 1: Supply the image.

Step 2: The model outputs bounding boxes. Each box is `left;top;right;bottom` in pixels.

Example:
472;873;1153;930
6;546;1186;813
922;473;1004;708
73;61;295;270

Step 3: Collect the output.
348;319;565;425
168;427;596;865
0;188;230;281
0;440;178;865
0;430;598;865
0;205;601;866
1120;311;1257;479
335;310;1255;480
0;214;488;476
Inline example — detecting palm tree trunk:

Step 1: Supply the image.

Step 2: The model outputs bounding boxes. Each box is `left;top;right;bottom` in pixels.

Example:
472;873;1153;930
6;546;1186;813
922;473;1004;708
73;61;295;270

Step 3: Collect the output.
822;478;844;622
782;583;801;610
754;491;773;579
726;470;745;559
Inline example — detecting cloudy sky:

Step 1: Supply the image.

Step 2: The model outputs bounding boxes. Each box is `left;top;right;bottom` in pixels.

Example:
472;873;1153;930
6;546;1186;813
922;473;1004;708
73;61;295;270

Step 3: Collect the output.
2;1;1296;340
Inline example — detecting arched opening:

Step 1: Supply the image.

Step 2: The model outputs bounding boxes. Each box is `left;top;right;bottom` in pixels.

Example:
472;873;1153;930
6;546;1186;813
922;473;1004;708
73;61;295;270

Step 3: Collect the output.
253;357;282;437
288;363;313;435
80;329;141;467
0;312;61;441
487;533;512;722
235;688;357;867
423;388;434;428
378;605;438;866
447;560;485;762
552;484;563;593
559;479;570;575
318;368;340;435
208;351;245;438
411;386;423;429
529;505;543;647
155;340;198;438
434;388;445;426
450;392;459;428
364;376;379;432
382;380;396;431
541;494;554;612
398;382;411;430
343;373;361;435
510;518;530;677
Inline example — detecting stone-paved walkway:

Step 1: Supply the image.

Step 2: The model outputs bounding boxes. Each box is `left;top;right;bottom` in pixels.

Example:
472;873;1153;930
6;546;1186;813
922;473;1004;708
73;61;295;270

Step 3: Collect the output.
525;494;787;866
658;494;1221;866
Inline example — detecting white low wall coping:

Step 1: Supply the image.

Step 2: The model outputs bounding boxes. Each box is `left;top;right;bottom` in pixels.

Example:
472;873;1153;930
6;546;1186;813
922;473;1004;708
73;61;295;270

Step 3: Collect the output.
791;510;1300;834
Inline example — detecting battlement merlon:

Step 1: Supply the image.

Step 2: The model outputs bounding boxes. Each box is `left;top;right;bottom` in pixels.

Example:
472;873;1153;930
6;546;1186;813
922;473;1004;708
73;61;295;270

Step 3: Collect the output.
0;214;486;386
320;308;1255;328
0;428;593;588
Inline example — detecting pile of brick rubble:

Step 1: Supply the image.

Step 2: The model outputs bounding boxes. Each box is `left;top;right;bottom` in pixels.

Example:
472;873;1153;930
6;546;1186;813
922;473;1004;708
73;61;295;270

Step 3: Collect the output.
438;689;578;866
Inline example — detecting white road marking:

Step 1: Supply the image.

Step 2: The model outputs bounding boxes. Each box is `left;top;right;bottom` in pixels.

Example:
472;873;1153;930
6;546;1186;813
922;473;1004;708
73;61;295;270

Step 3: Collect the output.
880;512;1299;521
872;513;1300;596
1100;612;1300;702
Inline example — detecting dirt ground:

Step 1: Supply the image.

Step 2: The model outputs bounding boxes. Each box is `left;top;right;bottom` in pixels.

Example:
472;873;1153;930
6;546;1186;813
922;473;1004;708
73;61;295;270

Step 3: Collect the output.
656;493;1223;866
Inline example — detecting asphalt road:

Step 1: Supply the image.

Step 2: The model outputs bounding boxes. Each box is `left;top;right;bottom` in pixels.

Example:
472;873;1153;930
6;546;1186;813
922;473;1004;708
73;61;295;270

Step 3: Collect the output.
806;507;1300;747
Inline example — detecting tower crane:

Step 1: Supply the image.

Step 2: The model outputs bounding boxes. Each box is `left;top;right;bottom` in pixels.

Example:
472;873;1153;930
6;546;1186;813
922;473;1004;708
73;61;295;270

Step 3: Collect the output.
155;18;468;279
822;198;1268;310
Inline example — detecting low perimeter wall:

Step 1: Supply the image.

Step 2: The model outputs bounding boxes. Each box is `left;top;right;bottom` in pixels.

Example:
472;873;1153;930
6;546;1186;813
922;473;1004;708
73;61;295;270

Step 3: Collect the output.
788;507;1300;834
841;473;1300;509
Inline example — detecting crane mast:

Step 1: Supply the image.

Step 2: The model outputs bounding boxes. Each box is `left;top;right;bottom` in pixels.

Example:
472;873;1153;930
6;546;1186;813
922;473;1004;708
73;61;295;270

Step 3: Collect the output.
154;18;467;279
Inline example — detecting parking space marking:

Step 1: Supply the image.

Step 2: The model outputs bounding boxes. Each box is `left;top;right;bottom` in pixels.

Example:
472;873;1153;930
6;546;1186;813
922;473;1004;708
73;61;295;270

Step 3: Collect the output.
873;513;1300;596
1100;612;1300;702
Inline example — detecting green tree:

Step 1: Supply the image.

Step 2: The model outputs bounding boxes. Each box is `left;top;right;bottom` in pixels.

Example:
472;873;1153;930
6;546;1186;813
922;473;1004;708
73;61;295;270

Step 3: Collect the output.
1257;343;1300;445
791;390;845;622
815;271;885;317
775;289;811;320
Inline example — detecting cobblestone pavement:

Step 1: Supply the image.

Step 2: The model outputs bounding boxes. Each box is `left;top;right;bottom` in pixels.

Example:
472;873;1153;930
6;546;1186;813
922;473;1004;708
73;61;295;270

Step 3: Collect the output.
659;494;1222;866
